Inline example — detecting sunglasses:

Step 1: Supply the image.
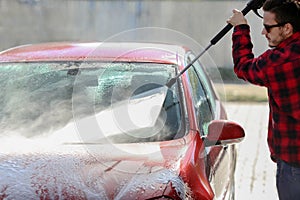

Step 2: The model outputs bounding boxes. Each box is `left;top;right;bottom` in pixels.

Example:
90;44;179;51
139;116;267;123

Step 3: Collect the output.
263;22;287;33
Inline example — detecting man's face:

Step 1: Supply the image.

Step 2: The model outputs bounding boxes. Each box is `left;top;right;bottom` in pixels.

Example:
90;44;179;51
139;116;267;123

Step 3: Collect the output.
262;11;287;48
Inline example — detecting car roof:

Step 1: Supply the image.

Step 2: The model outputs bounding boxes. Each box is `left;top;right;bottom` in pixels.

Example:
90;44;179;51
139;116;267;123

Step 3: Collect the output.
0;42;188;65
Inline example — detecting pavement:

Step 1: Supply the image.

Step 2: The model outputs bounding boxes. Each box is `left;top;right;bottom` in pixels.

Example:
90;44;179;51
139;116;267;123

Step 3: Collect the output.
224;102;278;200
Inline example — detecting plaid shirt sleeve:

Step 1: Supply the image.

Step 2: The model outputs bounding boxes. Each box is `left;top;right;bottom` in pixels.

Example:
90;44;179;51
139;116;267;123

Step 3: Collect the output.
232;24;300;165
232;24;268;86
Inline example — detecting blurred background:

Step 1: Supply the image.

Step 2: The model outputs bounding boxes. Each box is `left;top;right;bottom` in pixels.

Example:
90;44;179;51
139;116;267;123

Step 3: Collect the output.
1;0;266;67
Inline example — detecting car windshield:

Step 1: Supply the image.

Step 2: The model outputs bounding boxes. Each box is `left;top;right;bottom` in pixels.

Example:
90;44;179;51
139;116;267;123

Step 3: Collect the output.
0;62;182;143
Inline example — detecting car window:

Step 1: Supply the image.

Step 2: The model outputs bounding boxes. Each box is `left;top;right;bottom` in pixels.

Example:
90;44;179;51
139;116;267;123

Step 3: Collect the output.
187;54;217;114
186;57;213;136
0;62;182;143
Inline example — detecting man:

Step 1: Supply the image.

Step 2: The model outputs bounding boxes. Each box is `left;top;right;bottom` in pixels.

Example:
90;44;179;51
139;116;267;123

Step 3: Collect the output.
226;0;300;199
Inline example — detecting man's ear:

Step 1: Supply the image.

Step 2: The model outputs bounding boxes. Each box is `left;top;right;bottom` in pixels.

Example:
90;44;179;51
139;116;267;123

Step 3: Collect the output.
284;23;294;37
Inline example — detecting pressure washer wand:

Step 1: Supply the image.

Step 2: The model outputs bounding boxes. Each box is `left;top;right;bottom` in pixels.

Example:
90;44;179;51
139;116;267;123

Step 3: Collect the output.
166;43;212;88
166;0;265;88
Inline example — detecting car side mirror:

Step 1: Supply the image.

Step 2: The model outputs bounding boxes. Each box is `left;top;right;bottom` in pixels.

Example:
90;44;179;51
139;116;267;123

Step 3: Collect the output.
203;120;245;147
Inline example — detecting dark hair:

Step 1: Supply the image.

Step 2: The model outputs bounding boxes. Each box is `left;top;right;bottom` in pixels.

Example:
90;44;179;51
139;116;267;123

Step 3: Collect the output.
263;0;300;32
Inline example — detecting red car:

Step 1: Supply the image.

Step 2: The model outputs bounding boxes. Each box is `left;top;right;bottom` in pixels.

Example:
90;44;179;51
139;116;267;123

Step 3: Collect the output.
0;42;244;199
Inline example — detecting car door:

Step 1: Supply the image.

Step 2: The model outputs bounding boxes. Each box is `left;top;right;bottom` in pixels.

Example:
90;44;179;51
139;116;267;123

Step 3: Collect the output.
185;53;235;199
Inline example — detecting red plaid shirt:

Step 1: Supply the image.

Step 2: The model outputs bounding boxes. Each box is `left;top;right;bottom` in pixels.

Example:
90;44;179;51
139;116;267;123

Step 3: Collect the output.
232;24;300;165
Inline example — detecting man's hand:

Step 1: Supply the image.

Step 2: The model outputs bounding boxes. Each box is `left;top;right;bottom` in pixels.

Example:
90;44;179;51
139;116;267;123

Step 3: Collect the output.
227;9;248;26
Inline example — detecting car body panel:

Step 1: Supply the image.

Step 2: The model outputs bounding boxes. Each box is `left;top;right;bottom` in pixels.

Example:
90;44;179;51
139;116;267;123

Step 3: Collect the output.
0;126;213;199
0;42;186;65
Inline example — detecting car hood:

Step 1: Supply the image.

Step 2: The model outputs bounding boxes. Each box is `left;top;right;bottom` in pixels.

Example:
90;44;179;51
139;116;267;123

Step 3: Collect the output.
0;128;192;199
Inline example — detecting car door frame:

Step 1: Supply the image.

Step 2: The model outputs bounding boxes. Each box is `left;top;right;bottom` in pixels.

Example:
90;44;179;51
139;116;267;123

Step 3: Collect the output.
184;52;236;199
